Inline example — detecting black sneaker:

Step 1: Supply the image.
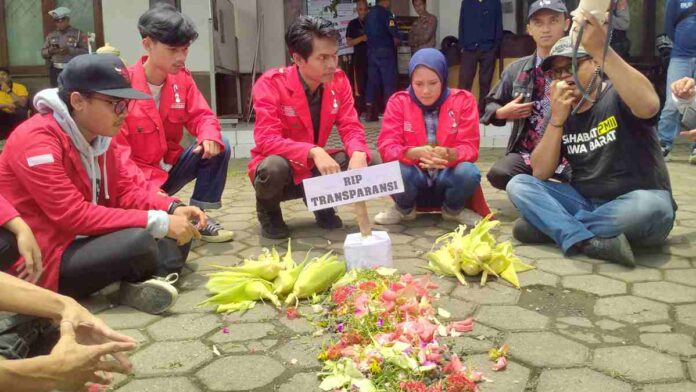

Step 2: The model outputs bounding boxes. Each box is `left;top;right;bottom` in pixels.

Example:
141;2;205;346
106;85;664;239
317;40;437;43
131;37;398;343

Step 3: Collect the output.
661;145;671;162
119;273;179;315
581;234;635;267
257;204;290;239
200;216;234;243
314;208;343;229
512;218;553;244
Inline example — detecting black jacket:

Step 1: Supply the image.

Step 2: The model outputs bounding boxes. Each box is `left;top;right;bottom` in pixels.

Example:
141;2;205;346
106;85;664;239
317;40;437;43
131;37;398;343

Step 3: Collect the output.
480;54;538;154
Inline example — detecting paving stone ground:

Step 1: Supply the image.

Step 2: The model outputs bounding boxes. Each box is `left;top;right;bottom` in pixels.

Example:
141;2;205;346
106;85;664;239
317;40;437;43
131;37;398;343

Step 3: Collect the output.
97;127;696;391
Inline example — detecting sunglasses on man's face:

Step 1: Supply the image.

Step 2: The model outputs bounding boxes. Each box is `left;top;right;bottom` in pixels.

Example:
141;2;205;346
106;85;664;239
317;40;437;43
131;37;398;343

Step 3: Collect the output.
90;95;130;115
54;17;67;22
551;58;590;80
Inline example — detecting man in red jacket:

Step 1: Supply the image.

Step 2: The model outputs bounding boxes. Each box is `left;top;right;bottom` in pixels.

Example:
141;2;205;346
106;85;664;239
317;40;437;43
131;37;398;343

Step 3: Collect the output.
250;16;371;239
115;4;233;243
0;54;204;315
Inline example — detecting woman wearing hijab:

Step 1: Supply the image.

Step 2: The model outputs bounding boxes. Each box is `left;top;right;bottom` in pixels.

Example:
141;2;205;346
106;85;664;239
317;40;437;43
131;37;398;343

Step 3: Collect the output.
376;48;490;225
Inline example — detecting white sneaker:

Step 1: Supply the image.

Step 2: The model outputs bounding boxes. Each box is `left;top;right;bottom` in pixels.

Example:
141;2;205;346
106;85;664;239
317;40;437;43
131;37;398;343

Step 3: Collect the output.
375;206;416;225
442;208;481;226
119;273;179;315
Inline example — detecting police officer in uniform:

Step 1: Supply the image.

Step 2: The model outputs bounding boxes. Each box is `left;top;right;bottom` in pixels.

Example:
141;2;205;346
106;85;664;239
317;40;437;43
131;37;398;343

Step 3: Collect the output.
41;7;88;87
365;0;400;122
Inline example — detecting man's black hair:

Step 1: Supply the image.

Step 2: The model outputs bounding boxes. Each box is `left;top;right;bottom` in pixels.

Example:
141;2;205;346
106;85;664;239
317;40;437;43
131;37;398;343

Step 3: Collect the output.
412;0;426;5
58;89;93;113
138;3;198;47
285;16;340;60
0;67;9;75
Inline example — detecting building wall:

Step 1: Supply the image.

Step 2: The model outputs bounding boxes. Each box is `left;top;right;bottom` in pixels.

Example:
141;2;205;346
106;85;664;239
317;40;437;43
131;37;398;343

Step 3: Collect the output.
231;0;259;73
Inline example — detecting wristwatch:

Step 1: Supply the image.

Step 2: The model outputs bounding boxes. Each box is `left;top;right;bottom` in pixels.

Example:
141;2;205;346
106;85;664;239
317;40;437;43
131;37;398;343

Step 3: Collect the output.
168;201;185;215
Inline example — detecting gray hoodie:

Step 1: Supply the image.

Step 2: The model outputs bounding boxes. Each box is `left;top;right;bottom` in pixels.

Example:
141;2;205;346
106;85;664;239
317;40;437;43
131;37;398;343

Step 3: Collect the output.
33;88;169;238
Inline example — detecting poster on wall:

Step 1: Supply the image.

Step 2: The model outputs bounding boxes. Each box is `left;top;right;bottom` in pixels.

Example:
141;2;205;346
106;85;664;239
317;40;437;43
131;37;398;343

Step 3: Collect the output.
306;0;370;56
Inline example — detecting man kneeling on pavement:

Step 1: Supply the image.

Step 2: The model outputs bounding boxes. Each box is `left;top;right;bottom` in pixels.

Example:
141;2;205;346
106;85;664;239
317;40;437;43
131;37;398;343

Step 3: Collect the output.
249;16;371;239
505;11;676;266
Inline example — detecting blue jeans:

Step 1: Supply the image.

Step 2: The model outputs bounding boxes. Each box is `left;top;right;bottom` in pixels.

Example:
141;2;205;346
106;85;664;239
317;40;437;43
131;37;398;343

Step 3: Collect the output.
162;137;231;209
394;162;481;213
657;56;696;150
506;174;674;253
366;48;397;106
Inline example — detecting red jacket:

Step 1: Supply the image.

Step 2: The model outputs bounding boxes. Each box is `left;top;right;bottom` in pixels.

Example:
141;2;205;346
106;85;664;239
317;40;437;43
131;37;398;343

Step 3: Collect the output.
0;114;176;291
377;89;491;216
116;56;224;188
248;65;371;184
0;194;18;227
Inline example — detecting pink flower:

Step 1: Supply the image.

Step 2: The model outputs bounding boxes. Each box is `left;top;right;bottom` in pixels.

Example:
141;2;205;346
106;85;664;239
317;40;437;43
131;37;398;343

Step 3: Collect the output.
398;298;420;316
493;356;507;371
286;307;298;320
354;293;370;318
400;381;428;392
381;289;398;302
332;285;355;305
444;354;465;374
469;371;484;382
222;326;230;334
450;318;474;333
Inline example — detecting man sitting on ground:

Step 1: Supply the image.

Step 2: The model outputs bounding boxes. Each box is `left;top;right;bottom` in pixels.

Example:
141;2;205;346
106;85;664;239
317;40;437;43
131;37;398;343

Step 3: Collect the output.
505;12;676;266
115;4;233;243
0;54;204;315
482;0;571;190
249;16;371;239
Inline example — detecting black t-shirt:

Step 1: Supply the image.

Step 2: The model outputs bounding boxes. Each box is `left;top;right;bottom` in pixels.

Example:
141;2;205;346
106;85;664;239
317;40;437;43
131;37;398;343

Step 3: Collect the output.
346;18;367;65
561;83;673;203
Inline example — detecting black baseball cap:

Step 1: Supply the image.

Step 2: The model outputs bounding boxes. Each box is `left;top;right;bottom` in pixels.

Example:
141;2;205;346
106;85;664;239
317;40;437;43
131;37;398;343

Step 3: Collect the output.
528;0;568;20
58;54;150;100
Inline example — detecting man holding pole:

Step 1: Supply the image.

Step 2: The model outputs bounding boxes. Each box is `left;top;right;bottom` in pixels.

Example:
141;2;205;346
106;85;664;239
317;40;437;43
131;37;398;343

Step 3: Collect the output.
249;16;371;239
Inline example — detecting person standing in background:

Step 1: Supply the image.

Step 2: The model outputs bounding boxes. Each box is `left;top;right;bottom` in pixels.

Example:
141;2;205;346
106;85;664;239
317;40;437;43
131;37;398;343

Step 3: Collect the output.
365;0;400;122
40;7;88;88
609;0;631;59
657;0;696;164
346;0;370;118
458;0;503;114
409;0;438;54
482;0;570;190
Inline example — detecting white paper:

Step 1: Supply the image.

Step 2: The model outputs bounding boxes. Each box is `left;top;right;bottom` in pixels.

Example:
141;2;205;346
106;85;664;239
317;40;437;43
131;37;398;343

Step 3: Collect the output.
302;161;404;212
344;231;393;270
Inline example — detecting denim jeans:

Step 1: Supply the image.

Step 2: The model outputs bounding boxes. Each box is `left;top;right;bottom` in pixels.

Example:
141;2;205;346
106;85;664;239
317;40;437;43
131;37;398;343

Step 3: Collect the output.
162;137;231;209
506;174;674;253
394;162;481;213
657;56;696;150
366;47;397;107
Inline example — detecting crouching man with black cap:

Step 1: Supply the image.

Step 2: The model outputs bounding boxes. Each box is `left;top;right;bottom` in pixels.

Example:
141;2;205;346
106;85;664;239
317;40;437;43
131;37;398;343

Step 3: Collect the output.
0;54;205;315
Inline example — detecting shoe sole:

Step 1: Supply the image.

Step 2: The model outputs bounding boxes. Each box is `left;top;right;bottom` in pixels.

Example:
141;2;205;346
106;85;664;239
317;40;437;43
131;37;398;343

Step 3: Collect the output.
119;281;178;315
614;234;636;267
260;228;290;239
200;230;234;243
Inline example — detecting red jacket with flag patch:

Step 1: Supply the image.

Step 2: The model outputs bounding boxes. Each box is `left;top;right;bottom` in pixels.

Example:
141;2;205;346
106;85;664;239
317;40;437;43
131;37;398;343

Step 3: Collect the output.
116;56;224;188
0;113;176;291
377;89;491;217
248;65;371;184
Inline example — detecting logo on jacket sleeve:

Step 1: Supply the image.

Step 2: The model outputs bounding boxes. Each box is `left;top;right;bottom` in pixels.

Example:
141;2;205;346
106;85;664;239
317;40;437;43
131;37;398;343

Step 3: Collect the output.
282;105;297;117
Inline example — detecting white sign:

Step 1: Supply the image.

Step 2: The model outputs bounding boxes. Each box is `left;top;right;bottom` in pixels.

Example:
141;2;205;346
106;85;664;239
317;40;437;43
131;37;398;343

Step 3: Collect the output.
306;0;358;56
302;161;404;212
